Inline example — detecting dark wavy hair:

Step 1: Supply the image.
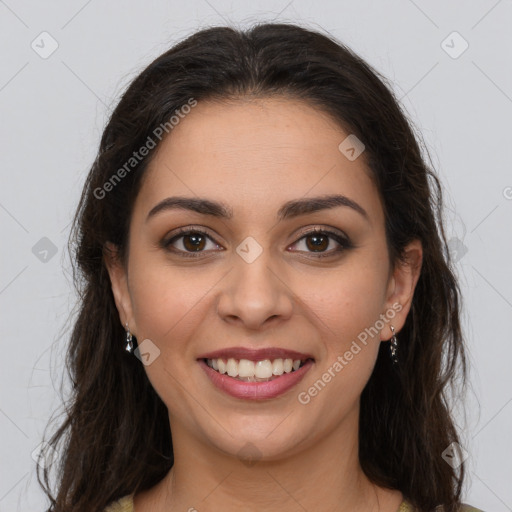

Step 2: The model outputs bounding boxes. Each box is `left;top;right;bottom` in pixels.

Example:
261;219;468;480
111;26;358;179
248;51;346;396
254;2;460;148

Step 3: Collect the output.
38;22;469;512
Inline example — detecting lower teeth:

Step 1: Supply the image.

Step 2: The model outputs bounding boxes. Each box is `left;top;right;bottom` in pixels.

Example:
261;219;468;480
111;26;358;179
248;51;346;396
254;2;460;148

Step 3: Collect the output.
233;375;281;382
212;364;305;381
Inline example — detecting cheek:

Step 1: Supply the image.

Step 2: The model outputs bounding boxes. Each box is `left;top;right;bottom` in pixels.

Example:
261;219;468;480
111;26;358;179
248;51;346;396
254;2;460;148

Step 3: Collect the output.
129;262;213;344
294;271;385;418
297;261;388;341
127;262;217;409
128;222;216;324
292;261;389;405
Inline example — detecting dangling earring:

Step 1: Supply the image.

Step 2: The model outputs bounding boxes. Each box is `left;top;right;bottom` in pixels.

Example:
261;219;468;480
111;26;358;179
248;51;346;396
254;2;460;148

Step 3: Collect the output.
389;325;398;364
125;322;134;353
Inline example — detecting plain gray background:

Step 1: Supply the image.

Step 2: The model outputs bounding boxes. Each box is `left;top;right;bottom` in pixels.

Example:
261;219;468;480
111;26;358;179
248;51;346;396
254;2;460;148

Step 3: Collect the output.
1;1;511;510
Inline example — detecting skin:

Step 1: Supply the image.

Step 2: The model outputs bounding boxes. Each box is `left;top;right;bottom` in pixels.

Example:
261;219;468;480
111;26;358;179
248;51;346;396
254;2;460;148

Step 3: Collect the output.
105;96;422;512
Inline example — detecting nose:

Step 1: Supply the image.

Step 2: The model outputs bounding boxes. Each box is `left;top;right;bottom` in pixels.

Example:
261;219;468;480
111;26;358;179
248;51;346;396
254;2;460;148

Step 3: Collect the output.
216;251;294;331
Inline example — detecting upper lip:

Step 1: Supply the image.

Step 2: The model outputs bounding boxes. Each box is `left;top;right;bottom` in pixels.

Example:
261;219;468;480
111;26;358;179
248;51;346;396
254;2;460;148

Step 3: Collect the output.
197;347;314;362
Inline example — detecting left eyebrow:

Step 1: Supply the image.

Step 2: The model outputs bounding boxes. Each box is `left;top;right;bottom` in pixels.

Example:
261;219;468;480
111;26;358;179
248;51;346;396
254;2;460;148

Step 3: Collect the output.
277;194;369;222
145;194;369;223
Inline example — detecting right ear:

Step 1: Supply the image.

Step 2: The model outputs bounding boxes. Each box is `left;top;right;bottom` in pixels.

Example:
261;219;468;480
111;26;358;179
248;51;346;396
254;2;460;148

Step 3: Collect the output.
103;242;137;333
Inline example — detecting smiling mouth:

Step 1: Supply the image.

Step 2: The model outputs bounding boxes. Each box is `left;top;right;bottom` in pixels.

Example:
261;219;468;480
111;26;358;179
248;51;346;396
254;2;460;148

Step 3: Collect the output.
203;357;313;382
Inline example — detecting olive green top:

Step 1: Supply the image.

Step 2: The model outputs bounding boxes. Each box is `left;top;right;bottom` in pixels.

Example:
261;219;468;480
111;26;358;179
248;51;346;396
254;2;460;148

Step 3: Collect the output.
103;493;485;511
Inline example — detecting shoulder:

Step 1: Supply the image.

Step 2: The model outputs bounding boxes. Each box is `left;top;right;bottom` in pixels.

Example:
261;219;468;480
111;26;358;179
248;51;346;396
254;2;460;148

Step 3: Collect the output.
400;500;485;512
104;495;484;512
103;494;134;512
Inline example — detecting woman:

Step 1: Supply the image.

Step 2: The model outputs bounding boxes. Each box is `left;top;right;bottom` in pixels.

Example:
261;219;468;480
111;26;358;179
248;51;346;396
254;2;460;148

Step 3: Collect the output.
38;23;484;512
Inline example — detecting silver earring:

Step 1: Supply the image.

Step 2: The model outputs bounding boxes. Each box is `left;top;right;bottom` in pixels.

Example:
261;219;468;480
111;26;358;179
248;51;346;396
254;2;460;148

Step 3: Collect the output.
389;325;398;364
125;323;134;353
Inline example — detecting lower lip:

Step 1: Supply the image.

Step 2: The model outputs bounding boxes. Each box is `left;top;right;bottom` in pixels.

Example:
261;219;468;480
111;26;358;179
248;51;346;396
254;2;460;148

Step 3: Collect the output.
198;359;314;400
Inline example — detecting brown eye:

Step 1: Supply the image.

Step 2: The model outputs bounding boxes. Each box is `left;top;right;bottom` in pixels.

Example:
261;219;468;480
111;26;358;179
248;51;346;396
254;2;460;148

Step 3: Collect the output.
162;228;223;257
289;228;352;257
182;232;207;252
305;233;330;252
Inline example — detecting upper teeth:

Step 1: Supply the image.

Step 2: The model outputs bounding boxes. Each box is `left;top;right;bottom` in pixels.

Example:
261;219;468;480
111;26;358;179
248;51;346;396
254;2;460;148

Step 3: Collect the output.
207;358;303;378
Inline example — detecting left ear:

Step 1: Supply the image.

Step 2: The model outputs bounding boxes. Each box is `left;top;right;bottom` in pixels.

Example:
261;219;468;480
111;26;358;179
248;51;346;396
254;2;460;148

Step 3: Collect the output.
380;239;423;341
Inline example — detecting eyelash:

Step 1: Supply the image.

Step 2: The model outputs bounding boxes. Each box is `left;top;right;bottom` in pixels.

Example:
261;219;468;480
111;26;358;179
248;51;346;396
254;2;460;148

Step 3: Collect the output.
161;226;353;259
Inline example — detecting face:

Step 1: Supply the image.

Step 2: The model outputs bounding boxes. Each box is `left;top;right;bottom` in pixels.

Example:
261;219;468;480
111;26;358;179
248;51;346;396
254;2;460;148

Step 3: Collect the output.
106;97;422;462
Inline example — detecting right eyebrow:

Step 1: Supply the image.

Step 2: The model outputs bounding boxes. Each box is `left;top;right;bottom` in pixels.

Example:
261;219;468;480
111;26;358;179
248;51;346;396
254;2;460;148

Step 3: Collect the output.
146;197;233;222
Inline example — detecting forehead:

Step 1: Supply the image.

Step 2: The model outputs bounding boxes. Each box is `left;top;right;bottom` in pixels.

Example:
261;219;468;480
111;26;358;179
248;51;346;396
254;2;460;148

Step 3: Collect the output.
135;97;383;226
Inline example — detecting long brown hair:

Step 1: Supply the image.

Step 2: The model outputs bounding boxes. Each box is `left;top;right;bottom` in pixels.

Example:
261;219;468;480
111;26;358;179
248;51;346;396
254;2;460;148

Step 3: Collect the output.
38;23;469;512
